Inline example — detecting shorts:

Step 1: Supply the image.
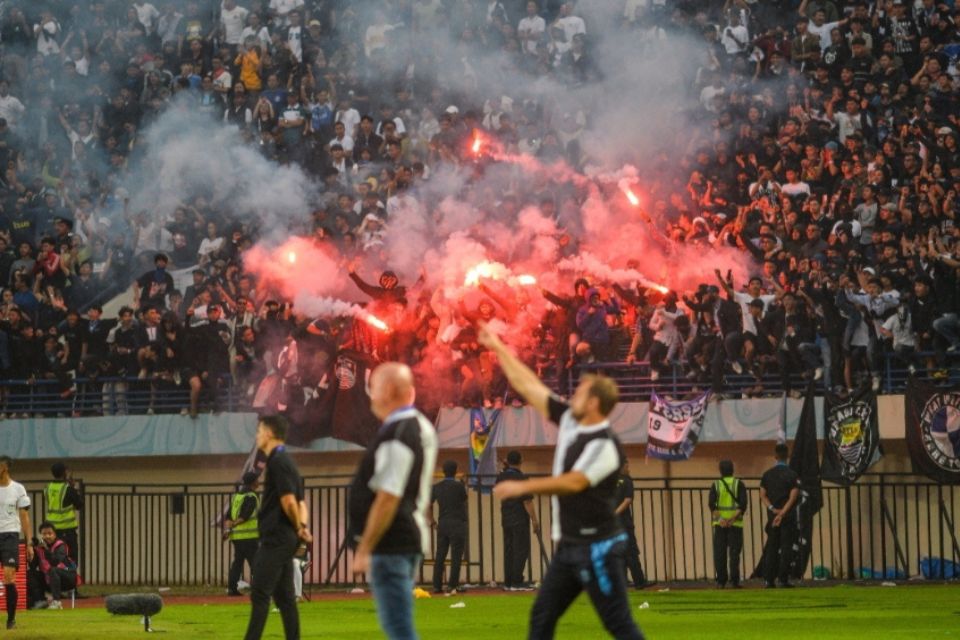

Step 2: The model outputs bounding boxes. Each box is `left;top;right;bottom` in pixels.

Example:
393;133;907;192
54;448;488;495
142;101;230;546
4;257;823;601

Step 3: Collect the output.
0;532;21;569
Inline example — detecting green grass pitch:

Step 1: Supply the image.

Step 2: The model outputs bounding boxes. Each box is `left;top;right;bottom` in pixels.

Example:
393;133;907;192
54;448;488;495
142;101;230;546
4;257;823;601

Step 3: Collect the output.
14;584;960;639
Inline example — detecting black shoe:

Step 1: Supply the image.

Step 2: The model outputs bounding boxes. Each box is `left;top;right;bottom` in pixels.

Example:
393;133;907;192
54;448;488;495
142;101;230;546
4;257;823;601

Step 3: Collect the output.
765;582;776;589
779;582;795;588
6;620;15;630
731;583;743;589
716;583;726;589
432;589;445;595
227;590;243;597
636;580;657;589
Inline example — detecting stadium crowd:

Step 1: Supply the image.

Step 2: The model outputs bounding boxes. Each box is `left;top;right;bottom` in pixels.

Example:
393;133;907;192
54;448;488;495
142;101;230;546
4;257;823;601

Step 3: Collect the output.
1;0;960;417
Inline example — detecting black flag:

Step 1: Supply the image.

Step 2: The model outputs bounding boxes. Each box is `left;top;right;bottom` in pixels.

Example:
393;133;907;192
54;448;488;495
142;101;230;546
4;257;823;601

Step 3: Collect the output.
820;385;882;485
328;349;382;448
789;382;822;578
905;378;960;484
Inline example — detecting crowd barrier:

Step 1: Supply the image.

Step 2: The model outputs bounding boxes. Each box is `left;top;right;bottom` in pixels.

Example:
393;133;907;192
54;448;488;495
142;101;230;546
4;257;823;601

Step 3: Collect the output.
19;473;960;587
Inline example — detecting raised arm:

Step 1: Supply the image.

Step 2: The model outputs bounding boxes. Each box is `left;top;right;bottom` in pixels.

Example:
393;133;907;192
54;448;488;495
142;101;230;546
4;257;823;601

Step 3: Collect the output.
478;323;551;420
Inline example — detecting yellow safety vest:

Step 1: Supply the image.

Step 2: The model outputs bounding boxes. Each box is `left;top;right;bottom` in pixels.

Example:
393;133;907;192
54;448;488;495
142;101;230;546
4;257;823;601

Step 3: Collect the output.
229;491;260;541
45;482;79;531
712;477;744;528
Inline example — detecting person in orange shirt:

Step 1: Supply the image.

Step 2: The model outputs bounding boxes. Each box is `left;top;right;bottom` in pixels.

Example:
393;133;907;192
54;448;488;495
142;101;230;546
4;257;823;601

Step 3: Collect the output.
235;41;263;92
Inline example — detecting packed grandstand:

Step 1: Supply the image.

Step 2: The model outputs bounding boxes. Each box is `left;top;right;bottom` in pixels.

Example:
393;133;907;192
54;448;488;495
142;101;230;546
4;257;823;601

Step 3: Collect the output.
1;0;959;418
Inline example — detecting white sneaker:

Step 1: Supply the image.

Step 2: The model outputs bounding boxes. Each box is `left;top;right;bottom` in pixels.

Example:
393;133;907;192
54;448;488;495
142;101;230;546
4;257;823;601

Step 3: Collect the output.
49;600;62;610
237;579;250;591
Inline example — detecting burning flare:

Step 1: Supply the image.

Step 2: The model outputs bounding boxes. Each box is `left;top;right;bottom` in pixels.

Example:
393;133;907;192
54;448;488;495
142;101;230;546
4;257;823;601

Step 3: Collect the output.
287;251;297;264
471;132;482;155
364;313;390;332
624;187;640;207
464;261;498;286
516;274;537;286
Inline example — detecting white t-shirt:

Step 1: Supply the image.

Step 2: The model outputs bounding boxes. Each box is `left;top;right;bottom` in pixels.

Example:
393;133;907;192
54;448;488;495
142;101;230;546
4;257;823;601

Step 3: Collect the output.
518;15;546;54
241;25;271;49
0;95;26;128
134;2;160;32
329;134;354;153
720;25;749;54
556;15;586;42
781;181;811;198
336;107;361;136
0;481;30;534
286;25;303;62
733;291;776;334
221;5;249;45
809;20;843;53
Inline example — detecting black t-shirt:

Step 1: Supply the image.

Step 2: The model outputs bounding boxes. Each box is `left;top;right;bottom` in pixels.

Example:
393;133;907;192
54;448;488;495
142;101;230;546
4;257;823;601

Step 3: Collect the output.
614;473;634;530
432;477;467;531
496;466;531;527
760;463;801;514
258;446;303;544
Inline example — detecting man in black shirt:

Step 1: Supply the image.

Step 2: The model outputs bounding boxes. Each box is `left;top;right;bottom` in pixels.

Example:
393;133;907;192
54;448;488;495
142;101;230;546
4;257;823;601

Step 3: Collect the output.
614;461;650;589
760;444;801;588
349;363;438;640
480;326;644;640
429;460;467;594
496;450;539;591
243;416;312;640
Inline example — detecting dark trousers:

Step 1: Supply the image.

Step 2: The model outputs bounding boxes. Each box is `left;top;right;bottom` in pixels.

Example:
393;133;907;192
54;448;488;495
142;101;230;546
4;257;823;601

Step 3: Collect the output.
763;516;796;585
529;537;644;640
59;529;79;571
244;536;300;640
46;568;77;600
711;332;743;392
229;538;259;592
623;527;645;587
713;526;743;586
503;523;531;587
432;526;465;591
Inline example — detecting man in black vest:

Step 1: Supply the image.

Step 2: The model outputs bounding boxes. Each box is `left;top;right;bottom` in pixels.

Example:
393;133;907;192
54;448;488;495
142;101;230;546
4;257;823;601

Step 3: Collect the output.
429;460;467;595
349;363;438;640
760;444;800;588
243;416;312;640
480;326;644;640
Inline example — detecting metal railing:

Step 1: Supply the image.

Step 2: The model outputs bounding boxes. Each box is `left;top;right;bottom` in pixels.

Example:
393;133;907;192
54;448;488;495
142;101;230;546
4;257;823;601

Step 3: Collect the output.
1;351;954;417
0;375;246;417
570;351;958;401
19;473;960;587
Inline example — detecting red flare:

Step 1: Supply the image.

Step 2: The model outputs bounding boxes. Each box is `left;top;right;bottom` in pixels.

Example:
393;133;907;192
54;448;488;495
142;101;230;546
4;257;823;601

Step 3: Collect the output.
516;274;537;285
624;187;640;207
364;313;390;332
287;251;297;264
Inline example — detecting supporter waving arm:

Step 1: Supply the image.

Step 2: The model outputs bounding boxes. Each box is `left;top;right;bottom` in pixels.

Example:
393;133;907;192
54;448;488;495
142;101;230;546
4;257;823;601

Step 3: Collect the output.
478;323;551;420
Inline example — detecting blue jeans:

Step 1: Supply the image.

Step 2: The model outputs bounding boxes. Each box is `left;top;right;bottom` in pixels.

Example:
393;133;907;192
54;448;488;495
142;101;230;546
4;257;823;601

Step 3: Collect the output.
371;553;421;640
933;313;960;348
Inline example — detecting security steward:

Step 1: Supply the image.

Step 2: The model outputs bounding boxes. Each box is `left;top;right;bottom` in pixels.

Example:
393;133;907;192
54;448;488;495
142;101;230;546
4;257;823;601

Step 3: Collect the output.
44;463;83;571
430;460;468;594
760;444;800;588
708;459;748;588
496;451;540;591
225;472;260;596
614;461;652;589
